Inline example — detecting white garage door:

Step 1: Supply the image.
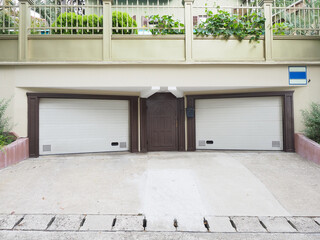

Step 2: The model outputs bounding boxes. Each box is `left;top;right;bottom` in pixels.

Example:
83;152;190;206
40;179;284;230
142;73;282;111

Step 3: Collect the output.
39;98;129;155
196;97;283;150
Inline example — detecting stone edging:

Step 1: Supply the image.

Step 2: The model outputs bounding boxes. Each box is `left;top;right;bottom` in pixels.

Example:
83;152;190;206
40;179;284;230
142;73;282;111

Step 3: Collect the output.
0;214;320;233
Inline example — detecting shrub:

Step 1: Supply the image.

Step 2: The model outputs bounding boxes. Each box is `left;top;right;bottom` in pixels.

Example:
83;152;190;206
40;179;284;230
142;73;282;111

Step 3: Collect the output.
302;102;320;144
0;98;15;150
273;22;293;35
112;11;137;34
0;11;17;34
148;14;184;35
82;14;101;34
51;11;137;34
51;12;83;34
194;7;265;42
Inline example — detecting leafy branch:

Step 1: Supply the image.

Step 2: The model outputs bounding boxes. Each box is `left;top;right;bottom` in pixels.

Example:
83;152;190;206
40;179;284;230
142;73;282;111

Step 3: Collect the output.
194;7;265;42
148;14;185;35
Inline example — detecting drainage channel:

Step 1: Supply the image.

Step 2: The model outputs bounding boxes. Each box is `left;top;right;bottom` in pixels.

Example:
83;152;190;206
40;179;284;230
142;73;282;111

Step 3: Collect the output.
1;215;320;233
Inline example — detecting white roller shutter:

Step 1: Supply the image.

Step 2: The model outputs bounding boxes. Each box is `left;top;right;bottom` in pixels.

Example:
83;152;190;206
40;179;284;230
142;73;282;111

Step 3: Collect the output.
196;97;283;150
39;98;129;155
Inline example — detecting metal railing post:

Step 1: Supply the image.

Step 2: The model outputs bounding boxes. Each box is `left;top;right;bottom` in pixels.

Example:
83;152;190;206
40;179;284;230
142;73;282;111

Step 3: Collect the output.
184;0;194;62
102;0;112;61
262;0;273;61
18;0;33;61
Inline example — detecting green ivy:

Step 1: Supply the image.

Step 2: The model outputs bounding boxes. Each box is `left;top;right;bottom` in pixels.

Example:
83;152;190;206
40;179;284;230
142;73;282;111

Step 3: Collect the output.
194;7;265;42
273;22;293;35
148;15;184;35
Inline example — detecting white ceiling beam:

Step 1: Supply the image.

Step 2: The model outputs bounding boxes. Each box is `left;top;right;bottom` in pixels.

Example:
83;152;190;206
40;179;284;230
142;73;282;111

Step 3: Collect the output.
168;86;184;98
140;86;160;98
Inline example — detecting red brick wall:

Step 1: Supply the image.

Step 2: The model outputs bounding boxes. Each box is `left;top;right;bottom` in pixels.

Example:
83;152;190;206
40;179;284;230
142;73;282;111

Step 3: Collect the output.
0;138;29;170
295;133;320;165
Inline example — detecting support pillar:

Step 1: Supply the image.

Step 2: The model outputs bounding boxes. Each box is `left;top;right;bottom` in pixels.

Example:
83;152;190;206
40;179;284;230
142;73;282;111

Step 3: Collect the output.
184;0;194;62
18;0;33;61
103;0;112;61
263;0;274;61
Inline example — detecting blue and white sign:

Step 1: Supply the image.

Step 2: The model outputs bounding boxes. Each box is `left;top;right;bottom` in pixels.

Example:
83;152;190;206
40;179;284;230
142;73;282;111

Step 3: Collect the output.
289;66;307;85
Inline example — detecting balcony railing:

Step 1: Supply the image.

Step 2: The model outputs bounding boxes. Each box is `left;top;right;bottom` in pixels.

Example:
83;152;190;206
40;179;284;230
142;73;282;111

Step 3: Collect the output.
29;0;103;35
0;0;319;62
272;0;320;36
0;2;19;34
1;0;319;36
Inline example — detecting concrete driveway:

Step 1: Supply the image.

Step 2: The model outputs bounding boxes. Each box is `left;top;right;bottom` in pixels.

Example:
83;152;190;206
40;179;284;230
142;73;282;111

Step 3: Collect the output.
0;151;319;217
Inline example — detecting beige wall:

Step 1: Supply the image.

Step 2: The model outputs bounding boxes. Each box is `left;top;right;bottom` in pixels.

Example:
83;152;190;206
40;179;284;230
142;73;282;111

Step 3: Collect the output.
13;65;296;88
0;67;15;131
273;40;320;61
112;39;185;61
0;40;18;62
1;64;319;141
28;39;103;62
193;39;264;61
1;38;319;62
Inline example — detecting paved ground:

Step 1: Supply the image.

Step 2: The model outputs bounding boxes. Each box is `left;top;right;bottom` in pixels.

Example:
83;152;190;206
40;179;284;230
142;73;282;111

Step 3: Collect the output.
0;214;320;239
0;151;320;239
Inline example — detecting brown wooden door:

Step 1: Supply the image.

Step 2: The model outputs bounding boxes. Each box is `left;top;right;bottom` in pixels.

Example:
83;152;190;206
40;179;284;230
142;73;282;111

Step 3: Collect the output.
146;93;178;151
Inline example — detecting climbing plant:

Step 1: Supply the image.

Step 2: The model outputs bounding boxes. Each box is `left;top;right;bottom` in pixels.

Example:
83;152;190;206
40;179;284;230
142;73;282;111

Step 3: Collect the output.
148;14;184;35
194;7;265;42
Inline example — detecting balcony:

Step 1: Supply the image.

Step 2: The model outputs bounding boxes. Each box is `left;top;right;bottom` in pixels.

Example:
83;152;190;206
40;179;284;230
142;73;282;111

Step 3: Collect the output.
0;0;319;63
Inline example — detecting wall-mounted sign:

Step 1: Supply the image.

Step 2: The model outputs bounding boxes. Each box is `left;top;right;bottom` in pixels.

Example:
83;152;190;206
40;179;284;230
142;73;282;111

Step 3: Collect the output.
289;66;307;85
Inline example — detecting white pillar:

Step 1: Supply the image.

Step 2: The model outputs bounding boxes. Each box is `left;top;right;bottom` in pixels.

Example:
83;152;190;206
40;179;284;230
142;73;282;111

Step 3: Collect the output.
184;0;194;62
263;0;273;61
18;0;33;61
103;0;112;61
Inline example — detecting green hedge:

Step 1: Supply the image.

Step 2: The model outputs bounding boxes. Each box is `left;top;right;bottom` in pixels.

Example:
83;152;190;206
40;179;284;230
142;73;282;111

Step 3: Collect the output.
0;12;17;34
51;11;137;34
0;98;14;150
112;11;137;34
302;102;320;144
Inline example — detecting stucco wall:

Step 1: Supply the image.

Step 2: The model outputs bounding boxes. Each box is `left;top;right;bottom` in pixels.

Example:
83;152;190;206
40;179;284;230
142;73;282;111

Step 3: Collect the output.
1;64;319;139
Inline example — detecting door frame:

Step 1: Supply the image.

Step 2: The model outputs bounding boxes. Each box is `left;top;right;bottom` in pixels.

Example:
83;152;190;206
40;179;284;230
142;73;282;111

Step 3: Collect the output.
186;91;295;152
27;93;139;158
140;93;185;152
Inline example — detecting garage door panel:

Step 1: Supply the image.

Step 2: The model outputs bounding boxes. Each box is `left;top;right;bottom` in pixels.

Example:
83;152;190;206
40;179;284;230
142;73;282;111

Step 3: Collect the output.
41;138;129;154
196;121;283;137
197;136;283;150
39;98;130;155
196;97;283;151
39;99;129;110
40;109;128;124
196;107;282;122
196;98;282;108
40;125;129;139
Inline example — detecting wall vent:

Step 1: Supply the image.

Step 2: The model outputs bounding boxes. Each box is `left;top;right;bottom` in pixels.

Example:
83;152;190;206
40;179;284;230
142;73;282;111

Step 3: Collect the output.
120;142;127;148
43;145;51;152
272;141;281;147
199;140;205;146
